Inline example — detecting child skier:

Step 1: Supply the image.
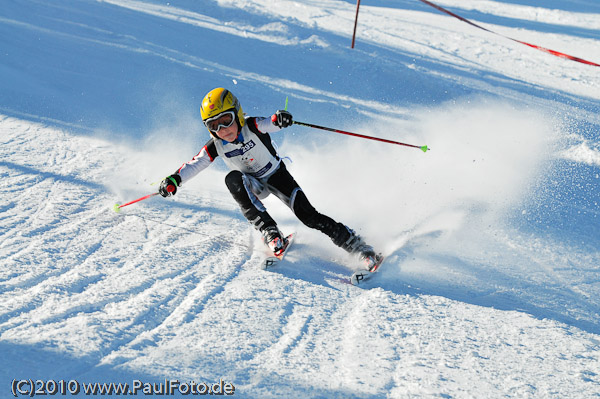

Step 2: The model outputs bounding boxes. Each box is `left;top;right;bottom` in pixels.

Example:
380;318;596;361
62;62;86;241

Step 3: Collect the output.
159;88;380;271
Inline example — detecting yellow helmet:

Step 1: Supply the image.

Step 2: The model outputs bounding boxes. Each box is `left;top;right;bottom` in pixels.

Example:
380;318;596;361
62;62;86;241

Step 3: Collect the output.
200;88;245;134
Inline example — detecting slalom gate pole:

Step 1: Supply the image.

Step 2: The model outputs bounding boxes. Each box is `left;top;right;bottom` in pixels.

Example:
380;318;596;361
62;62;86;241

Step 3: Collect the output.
113;192;160;213
351;0;361;48
293;120;429;152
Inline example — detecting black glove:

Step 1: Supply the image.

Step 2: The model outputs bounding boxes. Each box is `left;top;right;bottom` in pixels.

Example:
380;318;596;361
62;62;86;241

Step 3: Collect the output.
159;174;181;197
271;110;293;128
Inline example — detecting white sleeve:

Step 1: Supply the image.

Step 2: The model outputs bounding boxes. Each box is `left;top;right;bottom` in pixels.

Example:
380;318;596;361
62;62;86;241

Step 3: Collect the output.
176;145;214;184
251;116;283;134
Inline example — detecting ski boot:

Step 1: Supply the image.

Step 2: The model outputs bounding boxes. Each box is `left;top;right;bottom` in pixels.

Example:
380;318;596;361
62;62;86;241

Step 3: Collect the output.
262;225;287;256
343;232;381;272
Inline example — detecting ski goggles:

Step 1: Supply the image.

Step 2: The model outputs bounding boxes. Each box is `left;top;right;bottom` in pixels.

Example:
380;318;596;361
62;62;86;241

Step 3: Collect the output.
204;110;235;132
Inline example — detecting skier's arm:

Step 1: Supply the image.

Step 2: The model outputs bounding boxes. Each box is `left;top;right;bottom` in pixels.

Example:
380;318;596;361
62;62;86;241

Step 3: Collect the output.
177;140;218;183
159;140;218;197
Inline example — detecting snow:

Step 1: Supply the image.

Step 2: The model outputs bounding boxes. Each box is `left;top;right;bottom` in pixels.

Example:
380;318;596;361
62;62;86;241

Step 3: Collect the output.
1;0;599;397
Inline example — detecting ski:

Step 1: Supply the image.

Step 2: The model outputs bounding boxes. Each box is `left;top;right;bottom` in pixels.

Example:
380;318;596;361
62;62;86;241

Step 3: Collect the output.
350;254;385;286
261;233;296;270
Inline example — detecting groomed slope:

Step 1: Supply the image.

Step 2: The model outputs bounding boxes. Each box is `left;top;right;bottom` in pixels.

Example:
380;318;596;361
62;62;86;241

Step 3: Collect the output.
1;115;599;397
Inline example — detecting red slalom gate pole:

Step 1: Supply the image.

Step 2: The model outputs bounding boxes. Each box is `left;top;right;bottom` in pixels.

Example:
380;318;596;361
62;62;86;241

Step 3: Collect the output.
293;120;429;152
417;0;600;67
113;192;160;213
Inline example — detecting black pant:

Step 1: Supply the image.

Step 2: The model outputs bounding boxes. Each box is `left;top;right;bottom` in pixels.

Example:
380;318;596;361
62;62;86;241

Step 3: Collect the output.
224;164;351;247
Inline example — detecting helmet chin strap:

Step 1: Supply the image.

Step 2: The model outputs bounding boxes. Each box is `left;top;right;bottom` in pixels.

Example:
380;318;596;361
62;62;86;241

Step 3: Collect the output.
231;118;243;143
232;125;243;144
235;115;242;132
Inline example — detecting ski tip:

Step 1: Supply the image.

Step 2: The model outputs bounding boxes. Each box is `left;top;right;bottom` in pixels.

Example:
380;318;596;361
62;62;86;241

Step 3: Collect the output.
350;271;370;286
420;145;429;153
112;203;122;213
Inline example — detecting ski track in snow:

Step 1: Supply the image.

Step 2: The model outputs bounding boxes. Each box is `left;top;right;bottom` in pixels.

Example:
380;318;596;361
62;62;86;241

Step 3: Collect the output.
1;0;600;397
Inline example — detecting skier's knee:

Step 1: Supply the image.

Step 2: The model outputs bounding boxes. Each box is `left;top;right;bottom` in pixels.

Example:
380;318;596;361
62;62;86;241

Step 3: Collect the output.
225;170;244;194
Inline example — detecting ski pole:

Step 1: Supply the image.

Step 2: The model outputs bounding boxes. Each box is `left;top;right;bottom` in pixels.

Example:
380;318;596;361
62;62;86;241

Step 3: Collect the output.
293;120;429;152
113;192;160;213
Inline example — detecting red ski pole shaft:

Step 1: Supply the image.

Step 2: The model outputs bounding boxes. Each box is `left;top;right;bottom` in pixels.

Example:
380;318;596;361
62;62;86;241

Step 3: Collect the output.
113;192;160;212
293;120;429;152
